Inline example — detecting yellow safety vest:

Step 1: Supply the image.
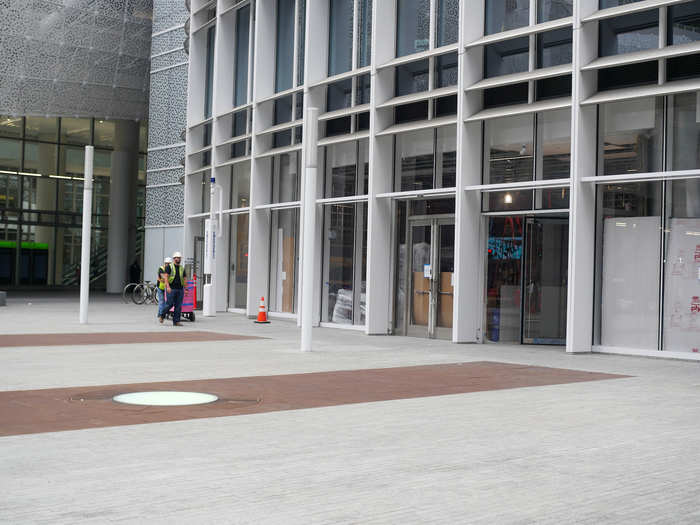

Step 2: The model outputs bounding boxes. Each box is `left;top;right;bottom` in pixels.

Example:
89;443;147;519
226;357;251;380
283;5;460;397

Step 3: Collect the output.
157;266;166;290
166;263;185;285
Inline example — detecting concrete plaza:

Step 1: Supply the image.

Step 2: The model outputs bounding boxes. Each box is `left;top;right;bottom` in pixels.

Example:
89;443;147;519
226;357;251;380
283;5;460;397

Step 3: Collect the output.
1;293;700;524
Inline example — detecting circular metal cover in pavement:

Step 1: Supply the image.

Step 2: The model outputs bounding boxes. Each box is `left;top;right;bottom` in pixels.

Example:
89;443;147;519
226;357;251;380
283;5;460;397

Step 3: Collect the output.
112;391;219;406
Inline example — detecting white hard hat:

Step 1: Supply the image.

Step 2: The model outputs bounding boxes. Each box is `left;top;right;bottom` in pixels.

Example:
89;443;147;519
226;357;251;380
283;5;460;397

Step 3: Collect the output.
164;257;173;263
172;251;182;258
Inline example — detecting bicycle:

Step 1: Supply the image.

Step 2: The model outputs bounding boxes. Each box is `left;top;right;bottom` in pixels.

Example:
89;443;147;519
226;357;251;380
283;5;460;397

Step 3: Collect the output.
122;282;139;303
132;281;159;305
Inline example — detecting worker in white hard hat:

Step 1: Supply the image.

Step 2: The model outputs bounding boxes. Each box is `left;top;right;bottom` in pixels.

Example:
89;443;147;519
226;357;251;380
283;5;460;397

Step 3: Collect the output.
156;256;172;320
160;251;186;326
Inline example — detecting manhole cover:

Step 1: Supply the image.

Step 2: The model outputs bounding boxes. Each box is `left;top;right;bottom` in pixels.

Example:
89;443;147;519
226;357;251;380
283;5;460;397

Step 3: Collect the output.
112;391;219;406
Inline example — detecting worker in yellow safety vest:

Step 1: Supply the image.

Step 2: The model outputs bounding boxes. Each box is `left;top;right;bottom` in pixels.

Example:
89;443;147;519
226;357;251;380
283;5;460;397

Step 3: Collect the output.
156;256;172;319
159;251;187;326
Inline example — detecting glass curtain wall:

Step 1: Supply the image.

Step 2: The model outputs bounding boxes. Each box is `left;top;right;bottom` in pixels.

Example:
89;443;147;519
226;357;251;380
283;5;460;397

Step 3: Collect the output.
234;5;250;108
228;163;250;309
204;26;216;119
396;0;430;57
275;0;295;92
395;127;456;192
329;0;354;76
357;0;372;67
269;208;299;313
595;93;700;353
485;0;529;35
436;0;459;47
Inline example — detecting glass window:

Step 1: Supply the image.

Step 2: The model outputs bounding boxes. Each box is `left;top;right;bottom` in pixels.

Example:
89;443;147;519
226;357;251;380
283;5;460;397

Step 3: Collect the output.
535;74;572;100
0;116;23;138
667;53;700;82
59;146;85;178
327;79;353;112
273;130;292;148
274;95;293;125
235;5;251;107
395;59;429;96
668;1;700;45
357;111;370;131
485;0;529;36
94;120;116;149
663;179;700;353
139;120;148;153
600;0;644;7
537;28;573;68
395;129;434;191
668;92;700;171
396;0;430;57
435;52;458;88
357;0;372;67
436;126;456;188
326;117;351;136
434;95;458;117
60;118;91;146
599;97;663;176
484;37;529;78
269;208;299;313
233;111;247;138
325;141;357;198
538;109;571;209
204;26;216;118
272;151;300;203
595;181;661;350
356;74;371;105
232;162;251;207
598;61;658;91
322;203;367;325
25;117;58;142
395;101;429;124
329;0;354;76
484;83;528;108
276;0;295;92
538;0;572;23
23;142;57;176
228;210;249;308
599;10;659;57
0;138;21;171
295;93;304;120
436;0;459;47
297;0;306;85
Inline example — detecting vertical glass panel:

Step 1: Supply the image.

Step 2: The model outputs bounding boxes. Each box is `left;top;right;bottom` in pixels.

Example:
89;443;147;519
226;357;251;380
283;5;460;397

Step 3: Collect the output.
60;118;91;146
600;97;663;176
327;79;353;112
228;212;249;309
668;1;700;45
537;28;573;68
395;129;434;191
359;138;369;194
94;119;116;148
435;52;458;88
276;0;295;92
599;11;659;57
356;73;371;105
25;117;58;142
139;120;148;153
0;138;21;171
396;0;430;57
436;0;459;47
272;151;300;203
410;224;431;328
235;5;251;107
522;217;569;344
357;0;372;67
59;146;85;179
663;179;700;352
232;162;251;207
233;110;247;137
92;150;111;220
328;0;354;76
436;126;456;188
437;223;455;330
596;182;661;350
204;26;216;118
274;95;293;125
323;203;356;323
0;116;23;138
537;109;571;210
668;92;700;171
0;173;20;210
295;93;304;120
325;141;357;198
395;59;429;96
485;0;529;36
485;216;523;342
538;0;573;23
269;208;299;313
297;0;306;85
484;37;529;78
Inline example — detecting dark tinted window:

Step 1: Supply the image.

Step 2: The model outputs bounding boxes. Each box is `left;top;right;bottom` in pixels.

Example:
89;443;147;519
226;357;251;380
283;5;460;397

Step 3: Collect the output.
327;79;352;112
599;10;659;57
537;28;573;68
396;60;430;96
485;37;529;78
395;101;429;124
435;52;458;88
484;82;528;108
598;62;657;91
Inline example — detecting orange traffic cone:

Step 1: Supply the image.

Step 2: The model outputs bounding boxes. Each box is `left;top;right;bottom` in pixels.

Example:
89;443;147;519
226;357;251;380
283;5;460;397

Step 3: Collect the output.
254;296;270;324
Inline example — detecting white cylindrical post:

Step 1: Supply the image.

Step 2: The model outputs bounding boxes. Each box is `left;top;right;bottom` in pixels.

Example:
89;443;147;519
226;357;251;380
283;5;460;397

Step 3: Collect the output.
301;107;319;352
79;146;94;324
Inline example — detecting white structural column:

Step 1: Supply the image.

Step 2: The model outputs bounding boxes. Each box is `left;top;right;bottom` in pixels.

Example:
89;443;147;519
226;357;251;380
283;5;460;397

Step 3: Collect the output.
301;107;319;351
79;146;94;324
106;120;139;293
566;0;598;353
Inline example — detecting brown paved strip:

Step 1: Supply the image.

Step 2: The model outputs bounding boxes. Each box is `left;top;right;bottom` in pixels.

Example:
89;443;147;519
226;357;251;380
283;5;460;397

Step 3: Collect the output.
0;331;263;348
0;362;628;436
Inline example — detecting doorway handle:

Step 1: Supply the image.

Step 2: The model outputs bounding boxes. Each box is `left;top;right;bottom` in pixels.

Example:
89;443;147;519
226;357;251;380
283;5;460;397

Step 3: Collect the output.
415;290;430;295
438;291;453;296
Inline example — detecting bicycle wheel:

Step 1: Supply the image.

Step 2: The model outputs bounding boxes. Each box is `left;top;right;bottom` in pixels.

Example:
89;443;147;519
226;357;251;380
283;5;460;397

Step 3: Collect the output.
132;283;148;304
122;283;138;303
148;286;159;304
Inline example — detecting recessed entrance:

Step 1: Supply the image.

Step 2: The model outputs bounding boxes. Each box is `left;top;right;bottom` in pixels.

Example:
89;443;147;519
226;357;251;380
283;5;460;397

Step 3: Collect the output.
485;214;569;345
112;391;219;406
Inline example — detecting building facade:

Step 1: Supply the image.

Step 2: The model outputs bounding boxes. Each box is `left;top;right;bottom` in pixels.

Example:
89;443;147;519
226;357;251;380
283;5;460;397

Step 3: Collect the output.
144;0;190;272
0;1;152;291
179;0;700;358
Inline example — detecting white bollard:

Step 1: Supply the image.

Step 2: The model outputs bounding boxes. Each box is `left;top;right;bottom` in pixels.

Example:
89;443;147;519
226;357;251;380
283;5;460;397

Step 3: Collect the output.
301;107;319;352
79;146;94;324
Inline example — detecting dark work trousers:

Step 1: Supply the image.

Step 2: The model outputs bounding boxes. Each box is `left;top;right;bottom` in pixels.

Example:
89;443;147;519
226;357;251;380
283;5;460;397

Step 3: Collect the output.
162;288;184;324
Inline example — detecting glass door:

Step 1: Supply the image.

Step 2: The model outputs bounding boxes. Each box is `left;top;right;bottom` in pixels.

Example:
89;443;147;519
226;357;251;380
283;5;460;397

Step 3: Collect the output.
406;218;455;339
